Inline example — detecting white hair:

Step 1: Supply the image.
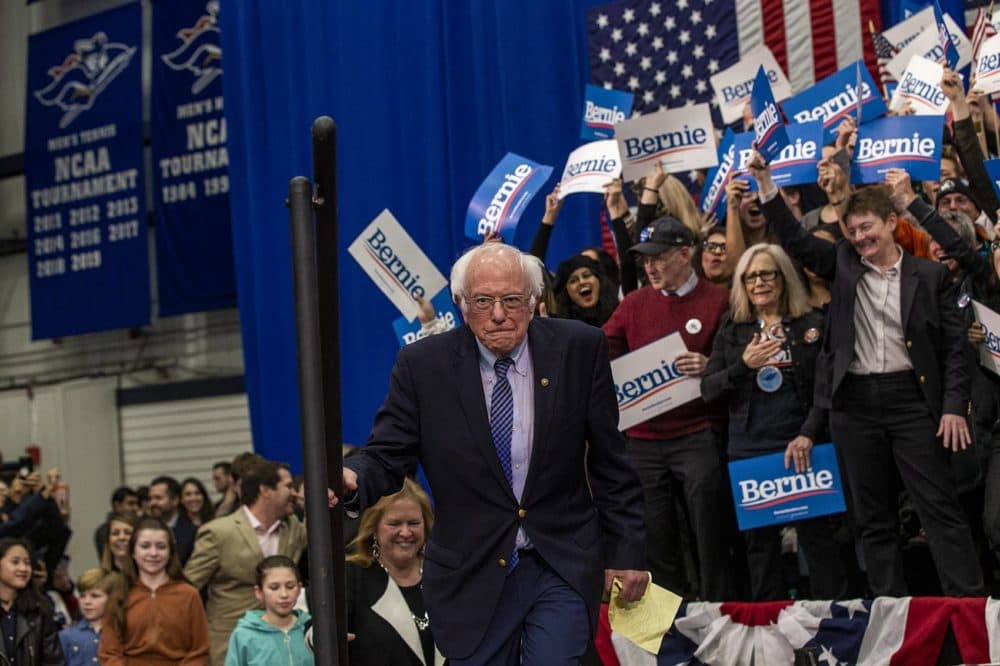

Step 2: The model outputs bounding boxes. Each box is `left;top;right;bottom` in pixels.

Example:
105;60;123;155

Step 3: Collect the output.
449;244;544;309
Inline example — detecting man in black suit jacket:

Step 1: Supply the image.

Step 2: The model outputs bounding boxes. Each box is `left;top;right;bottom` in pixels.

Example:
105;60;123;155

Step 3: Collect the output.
148;475;198;565
749;155;985;596
340;243;647;664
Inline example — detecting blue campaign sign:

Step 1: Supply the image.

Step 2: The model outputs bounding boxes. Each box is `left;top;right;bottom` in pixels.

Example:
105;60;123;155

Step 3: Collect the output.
985;159;1000;201
391;291;462;347
780;61;888;142
580;84;634;141
733;122;824;191
151;0;236;316
24;3;150;339
465;153;553;244
728;443;847;531
749;66;789;164
850;114;944;184
699;129;736;221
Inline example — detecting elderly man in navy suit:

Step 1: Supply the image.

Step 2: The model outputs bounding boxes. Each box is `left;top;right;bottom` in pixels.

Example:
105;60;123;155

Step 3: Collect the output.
338;242;647;665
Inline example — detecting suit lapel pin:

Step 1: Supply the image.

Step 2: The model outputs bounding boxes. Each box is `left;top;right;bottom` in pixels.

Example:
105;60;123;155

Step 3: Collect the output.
540;377;550;387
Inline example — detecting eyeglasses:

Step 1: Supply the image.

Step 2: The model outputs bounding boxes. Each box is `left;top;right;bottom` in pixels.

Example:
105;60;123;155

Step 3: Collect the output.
703;241;727;255
467;294;531;313
742;270;780;285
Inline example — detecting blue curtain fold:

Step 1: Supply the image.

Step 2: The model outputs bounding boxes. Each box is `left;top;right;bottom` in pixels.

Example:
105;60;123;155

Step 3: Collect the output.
220;0;608;467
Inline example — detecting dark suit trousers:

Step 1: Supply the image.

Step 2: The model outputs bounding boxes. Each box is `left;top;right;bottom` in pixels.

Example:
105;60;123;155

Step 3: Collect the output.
627;429;732;600
832;372;985;597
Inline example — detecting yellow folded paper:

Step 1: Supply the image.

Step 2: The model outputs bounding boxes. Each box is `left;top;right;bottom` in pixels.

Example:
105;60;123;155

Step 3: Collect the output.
608;574;682;655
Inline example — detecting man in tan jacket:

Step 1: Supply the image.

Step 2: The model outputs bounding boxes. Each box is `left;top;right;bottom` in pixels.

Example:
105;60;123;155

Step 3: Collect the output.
184;459;307;665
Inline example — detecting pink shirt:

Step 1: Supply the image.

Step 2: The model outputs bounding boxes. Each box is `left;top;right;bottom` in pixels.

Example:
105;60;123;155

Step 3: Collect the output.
243;506;281;557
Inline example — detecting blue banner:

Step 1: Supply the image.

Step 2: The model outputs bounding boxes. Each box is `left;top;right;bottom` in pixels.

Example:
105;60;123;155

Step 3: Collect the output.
464;152;553;243
728;443;847;531
749;66;789;164
699;128;736;221
580;84;634;141
733;121;824;191
780;61;888;142
24;3;149;340
850;114;944;184
151;0;236;316
985;158;1000;201
391;291;462;347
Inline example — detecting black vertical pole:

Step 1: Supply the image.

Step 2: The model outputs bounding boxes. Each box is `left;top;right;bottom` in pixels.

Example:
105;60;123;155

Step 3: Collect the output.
288;169;343;665
310;116;348;666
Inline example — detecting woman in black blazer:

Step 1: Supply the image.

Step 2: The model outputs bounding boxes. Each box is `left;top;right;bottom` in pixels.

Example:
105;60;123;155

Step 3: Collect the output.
346;479;444;666
702;243;846;601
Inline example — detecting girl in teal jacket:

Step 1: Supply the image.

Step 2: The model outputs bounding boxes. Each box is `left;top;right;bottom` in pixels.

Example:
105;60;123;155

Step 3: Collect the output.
225;556;314;666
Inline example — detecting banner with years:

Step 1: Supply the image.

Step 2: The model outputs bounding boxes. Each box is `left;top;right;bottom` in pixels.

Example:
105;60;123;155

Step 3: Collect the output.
611;332;700;431
23;3;150;339
349;209;448;322
151;0;237;316
728;443;847;531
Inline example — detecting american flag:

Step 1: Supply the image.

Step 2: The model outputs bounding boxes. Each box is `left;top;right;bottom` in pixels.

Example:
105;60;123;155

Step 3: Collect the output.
587;0;882;119
971;3;998;66
868;22;899;97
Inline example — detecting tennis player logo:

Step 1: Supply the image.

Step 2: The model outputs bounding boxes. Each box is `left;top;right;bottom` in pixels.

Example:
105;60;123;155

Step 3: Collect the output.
33;31;137;129
161;1;222;95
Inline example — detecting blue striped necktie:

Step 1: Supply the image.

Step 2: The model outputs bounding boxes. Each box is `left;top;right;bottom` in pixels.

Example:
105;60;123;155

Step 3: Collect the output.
490;356;518;572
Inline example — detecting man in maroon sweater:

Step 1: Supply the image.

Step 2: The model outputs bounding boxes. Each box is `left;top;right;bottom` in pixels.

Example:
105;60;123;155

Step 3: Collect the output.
603;216;732;600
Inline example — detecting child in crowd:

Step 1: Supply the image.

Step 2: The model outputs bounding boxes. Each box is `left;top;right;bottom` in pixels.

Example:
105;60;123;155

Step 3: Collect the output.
225;555;314;666
0;538;63;664
98;516;209;664
59;568;120;666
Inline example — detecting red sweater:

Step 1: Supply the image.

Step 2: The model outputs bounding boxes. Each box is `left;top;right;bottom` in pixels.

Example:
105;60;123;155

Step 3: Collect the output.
603;278;729;440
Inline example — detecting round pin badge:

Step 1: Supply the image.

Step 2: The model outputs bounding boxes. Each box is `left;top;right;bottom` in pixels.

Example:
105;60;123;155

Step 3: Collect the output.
767;323;787;342
685;318;702;334
803;327;820;344
756;366;783;393
958;293;971;309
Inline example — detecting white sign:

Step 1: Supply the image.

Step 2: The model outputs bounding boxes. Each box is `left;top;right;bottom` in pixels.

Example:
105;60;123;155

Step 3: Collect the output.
975;34;1000;95
557;140;622;199
614;104;718;182
710;45;792;125
348;209;448;322
973;300;1000;376
884;7;971;71
611;332;701;431
890;56;949;115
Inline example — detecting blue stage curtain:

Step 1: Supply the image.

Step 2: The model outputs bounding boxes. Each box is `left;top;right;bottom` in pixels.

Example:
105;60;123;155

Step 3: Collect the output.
220;0;608;467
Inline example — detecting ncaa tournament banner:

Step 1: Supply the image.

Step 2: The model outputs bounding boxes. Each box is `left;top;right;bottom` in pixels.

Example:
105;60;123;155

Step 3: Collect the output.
709;45;792;126
611;332;700;431
850;114;944;184
392;291;462;347
749;66;789;165
973;300;1000;376
614;104;717;182
780;61;888;142
464;153;553;244
151;0;236;316
580;84;633;140
889;56;950;116
975;34;1000;95
733;121;823;191
24;3;149;339
729;443;847;530
699;128;736;222
558;140;621;199
349;209;448;322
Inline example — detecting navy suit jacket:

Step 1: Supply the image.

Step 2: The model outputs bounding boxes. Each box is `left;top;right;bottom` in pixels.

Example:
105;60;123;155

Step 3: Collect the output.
346;317;646;658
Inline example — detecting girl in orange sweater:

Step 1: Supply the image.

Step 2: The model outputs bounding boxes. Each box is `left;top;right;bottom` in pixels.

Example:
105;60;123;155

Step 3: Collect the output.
99;517;209;665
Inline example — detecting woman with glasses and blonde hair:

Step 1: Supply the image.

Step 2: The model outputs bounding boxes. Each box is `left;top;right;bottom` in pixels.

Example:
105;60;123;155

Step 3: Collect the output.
701;243;846;601
345;478;443;666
